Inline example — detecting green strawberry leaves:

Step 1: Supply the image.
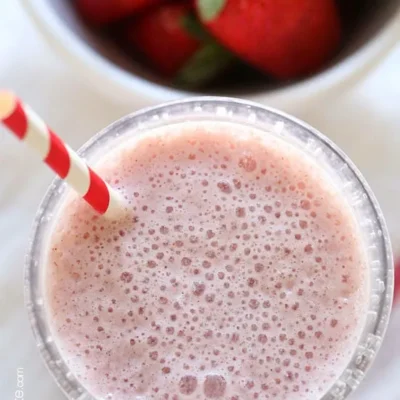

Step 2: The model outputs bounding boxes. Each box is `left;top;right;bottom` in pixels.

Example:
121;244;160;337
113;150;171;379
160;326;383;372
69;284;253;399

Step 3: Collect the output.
197;0;226;21
175;42;234;89
181;13;211;41
176;13;235;89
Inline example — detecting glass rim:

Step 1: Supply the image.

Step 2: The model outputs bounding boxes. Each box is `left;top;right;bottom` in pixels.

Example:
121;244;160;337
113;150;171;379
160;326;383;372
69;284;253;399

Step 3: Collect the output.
25;96;394;400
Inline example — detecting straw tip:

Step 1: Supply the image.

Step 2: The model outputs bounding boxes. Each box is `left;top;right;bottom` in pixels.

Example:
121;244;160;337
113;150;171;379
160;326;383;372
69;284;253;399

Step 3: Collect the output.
0;90;17;120
104;190;126;219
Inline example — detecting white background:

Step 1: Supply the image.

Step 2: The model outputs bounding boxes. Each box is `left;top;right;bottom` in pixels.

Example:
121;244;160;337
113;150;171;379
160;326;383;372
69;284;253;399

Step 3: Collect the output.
1;1;400;399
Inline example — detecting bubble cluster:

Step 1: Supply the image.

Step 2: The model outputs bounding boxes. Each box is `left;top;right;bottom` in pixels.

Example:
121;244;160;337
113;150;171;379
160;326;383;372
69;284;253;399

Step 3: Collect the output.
46;124;367;400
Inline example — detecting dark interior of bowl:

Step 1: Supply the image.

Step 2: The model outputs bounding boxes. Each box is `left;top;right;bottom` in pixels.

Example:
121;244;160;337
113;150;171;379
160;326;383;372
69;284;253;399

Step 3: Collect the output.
55;0;399;95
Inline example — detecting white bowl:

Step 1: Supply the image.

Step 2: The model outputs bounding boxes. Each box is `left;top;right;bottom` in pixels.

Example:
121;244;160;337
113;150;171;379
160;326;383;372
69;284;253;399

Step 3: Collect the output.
21;0;400;112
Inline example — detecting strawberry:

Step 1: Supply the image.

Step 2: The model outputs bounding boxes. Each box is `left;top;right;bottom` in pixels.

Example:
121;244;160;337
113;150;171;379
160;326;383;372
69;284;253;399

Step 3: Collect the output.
196;0;342;80
125;2;200;77
124;2;234;86
75;0;162;26
394;258;400;304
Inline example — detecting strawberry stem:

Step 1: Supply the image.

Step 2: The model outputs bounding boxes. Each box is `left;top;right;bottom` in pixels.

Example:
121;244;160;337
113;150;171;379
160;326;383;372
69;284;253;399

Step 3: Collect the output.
197;0;226;21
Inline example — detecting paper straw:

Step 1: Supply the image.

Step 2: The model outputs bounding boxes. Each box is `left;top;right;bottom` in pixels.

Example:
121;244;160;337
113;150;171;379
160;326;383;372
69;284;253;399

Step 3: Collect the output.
0;90;121;217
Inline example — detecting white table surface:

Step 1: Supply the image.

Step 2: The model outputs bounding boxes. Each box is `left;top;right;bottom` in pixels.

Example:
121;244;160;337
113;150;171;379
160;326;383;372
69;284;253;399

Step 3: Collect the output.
1;1;400;399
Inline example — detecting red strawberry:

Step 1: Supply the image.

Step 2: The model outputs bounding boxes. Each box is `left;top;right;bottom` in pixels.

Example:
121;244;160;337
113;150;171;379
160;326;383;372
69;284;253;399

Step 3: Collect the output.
394;258;400;304
196;0;342;80
125;2;200;77
76;0;162;26
124;2;234;85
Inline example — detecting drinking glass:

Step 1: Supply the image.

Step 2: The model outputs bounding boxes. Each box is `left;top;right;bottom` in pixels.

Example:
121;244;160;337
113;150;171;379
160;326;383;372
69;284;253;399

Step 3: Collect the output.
25;97;393;400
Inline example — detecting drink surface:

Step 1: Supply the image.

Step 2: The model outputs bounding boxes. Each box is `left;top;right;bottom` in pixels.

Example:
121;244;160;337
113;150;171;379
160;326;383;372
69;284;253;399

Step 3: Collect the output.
45;122;368;400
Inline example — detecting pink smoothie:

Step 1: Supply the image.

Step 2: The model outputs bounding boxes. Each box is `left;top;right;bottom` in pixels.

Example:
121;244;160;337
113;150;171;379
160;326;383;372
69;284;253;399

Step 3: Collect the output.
45;122;368;400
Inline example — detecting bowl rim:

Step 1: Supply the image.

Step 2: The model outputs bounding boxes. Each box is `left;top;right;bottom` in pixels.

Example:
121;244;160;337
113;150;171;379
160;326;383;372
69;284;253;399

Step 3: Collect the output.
20;0;400;106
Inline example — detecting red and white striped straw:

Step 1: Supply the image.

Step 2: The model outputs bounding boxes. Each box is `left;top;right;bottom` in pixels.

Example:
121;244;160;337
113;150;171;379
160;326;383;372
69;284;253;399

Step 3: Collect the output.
0;90;121;217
